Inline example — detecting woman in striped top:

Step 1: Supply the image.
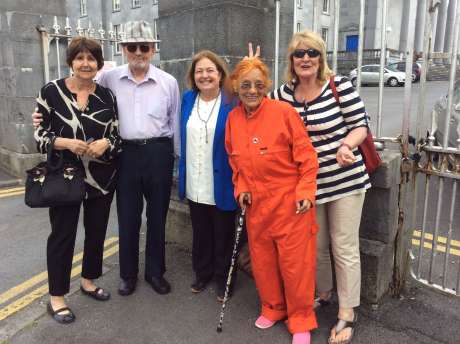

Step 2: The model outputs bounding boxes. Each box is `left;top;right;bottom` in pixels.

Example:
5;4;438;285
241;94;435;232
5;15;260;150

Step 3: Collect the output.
269;31;370;344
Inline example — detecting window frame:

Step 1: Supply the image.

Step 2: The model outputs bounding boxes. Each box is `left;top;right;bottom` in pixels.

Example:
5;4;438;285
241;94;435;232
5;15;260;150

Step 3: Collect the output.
80;0;88;17
321;27;329;48
112;0;121;12
297;0;303;9
132;0;141;8
114;24;122;55
323;0;330;14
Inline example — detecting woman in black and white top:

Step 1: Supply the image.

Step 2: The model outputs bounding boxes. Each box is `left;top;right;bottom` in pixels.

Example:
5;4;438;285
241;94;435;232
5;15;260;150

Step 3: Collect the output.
34;37;121;324
269;31;370;344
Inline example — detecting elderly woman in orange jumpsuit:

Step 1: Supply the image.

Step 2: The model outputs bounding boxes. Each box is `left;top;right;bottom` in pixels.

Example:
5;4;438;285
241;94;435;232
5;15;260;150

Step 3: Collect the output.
225;58;319;344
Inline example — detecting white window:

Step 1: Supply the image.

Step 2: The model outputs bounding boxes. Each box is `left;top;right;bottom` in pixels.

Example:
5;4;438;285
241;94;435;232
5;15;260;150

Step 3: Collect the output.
323;0;330;13
114;24;121;54
132;0;141;8
80;0;87;17
321;27;329;47
113;0;120;12
297;22;301;32
297;0;303;8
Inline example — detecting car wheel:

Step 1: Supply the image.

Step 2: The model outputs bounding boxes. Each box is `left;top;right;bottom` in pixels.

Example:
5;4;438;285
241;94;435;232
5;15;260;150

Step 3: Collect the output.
411;73;416;82
387;77;398;87
351;78;357;87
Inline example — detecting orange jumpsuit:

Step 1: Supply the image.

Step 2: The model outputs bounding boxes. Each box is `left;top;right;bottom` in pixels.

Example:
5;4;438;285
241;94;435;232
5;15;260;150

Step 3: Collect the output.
225;97;319;333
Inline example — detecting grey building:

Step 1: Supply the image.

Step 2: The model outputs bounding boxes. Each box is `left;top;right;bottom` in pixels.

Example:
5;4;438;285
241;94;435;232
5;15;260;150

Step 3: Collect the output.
65;0;160;66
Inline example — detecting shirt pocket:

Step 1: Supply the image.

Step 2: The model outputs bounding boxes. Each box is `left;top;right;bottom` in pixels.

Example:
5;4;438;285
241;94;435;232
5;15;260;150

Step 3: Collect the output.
147;98;169;119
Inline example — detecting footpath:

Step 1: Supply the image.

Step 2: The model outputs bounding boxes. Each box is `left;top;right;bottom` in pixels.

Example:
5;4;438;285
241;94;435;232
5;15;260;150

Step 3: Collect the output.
3;239;459;344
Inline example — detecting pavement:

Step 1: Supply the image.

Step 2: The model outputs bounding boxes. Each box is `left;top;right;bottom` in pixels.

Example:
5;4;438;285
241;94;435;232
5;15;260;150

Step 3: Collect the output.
1;238;459;344
0;168;22;188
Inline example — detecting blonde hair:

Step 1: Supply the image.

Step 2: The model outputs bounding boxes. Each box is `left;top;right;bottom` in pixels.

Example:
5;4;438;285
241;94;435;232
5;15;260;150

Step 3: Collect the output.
186;50;229;91
228;58;272;94
285;30;333;85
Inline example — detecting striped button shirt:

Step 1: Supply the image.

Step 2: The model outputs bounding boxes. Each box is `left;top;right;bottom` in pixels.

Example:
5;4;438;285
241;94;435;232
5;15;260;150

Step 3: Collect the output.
269;76;371;204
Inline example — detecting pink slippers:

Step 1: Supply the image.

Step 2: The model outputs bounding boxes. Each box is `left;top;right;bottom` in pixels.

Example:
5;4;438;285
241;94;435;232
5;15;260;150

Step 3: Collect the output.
292;331;311;344
254;315;277;329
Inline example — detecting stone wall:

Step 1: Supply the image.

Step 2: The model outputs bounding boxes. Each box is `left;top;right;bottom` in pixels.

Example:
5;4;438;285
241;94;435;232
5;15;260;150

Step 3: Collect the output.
0;0;66;177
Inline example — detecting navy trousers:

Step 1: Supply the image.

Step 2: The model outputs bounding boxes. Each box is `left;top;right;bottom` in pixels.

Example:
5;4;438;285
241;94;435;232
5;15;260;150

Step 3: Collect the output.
117;139;174;280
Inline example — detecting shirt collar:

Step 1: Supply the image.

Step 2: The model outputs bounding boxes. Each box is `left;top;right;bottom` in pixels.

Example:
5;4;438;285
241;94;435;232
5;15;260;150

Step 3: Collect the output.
119;64;157;83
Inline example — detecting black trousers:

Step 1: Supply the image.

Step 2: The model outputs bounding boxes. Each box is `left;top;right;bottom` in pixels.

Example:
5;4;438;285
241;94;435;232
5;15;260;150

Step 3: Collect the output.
188;200;236;284
117;139;174;280
47;192;114;296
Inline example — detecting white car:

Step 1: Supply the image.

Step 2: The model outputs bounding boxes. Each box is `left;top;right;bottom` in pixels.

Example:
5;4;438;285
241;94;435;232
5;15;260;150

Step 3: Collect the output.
349;64;406;87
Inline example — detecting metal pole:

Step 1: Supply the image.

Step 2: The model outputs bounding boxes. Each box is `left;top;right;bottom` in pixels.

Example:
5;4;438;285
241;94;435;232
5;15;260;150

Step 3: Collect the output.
275;0;280;88
402;0;417;149
332;0;340;72
441;0;460;149
356;0;365;94
377;0;388;138
37;26;50;84
415;0;431;141
312;0;318;32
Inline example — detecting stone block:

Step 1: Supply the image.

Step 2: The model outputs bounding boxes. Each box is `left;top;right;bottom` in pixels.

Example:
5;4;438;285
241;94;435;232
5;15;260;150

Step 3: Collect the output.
0;146;43;178
369;150;401;189
360;185;399;243
360;238;395;303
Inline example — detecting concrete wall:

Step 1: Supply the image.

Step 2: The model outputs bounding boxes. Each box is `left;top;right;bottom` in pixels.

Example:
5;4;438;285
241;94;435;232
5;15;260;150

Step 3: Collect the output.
0;0;66;177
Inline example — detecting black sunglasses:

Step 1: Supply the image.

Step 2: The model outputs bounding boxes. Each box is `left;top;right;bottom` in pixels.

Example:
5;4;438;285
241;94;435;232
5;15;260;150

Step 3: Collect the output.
126;44;151;53
292;48;321;59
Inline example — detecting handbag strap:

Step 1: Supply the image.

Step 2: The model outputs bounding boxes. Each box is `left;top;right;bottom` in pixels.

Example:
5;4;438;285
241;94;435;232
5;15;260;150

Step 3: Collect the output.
46;138;64;171
329;75;339;103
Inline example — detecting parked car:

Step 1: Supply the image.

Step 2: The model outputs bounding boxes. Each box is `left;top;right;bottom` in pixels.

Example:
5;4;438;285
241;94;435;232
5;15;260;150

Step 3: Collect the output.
387;62;422;82
349;64;406;87
432;79;460;148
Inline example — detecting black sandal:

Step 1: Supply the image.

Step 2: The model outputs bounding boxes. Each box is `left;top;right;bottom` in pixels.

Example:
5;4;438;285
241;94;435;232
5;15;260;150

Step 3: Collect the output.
80;286;111;301
47;302;75;324
314;296;331;309
328;313;357;344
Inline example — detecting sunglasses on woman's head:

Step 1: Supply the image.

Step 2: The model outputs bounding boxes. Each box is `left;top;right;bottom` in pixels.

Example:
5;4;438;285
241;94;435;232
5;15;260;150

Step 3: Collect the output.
292;48;321;59
126;44;151;53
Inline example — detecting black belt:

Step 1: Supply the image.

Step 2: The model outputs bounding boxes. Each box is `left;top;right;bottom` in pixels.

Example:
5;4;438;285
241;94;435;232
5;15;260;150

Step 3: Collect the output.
123;137;171;145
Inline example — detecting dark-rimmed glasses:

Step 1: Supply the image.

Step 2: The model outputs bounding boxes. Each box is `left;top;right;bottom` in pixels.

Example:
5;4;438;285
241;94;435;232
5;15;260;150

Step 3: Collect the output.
292;48;321;59
126;44;151;53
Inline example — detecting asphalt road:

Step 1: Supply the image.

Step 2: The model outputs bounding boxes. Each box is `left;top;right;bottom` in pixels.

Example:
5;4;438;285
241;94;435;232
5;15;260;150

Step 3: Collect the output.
359;81;449;138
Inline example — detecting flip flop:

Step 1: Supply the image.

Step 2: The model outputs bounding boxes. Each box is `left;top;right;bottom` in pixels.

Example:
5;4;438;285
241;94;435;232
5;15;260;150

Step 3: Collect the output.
328;313;357;344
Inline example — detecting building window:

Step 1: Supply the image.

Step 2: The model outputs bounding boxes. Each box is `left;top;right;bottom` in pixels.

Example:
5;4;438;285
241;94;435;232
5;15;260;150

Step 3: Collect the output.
296;22;301;32
321;27;329;47
132;0;141;8
323;0;330;13
80;0;87;17
114;24;121;54
113;0;121;12
297;0;303;8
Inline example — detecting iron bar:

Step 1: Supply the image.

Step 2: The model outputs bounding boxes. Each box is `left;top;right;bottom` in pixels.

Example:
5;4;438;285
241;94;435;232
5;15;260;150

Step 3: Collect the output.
441;0;460;149
356;0;365;94
53;17;61;79
376;0;388;138
428;176;444;284
416;174;431;277
442;180;457;289
416;0;432;141
275;0;280;88
332;0;340;73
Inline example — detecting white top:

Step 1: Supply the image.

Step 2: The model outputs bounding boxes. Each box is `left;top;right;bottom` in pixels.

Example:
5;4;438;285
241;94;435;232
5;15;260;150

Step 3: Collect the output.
186;94;221;205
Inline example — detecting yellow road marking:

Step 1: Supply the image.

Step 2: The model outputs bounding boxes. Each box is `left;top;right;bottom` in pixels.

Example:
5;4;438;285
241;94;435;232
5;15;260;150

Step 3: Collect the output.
412;239;460;257
0;237;118;306
0;244;119;321
413;230;460;248
0;191;25;199
0;187;25;195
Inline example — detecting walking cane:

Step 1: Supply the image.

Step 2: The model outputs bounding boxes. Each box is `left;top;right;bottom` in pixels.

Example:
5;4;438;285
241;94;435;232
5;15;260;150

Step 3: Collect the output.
216;207;246;333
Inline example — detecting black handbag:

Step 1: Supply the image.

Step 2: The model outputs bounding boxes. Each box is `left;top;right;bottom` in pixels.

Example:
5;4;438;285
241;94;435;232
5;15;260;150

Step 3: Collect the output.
25;140;86;208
